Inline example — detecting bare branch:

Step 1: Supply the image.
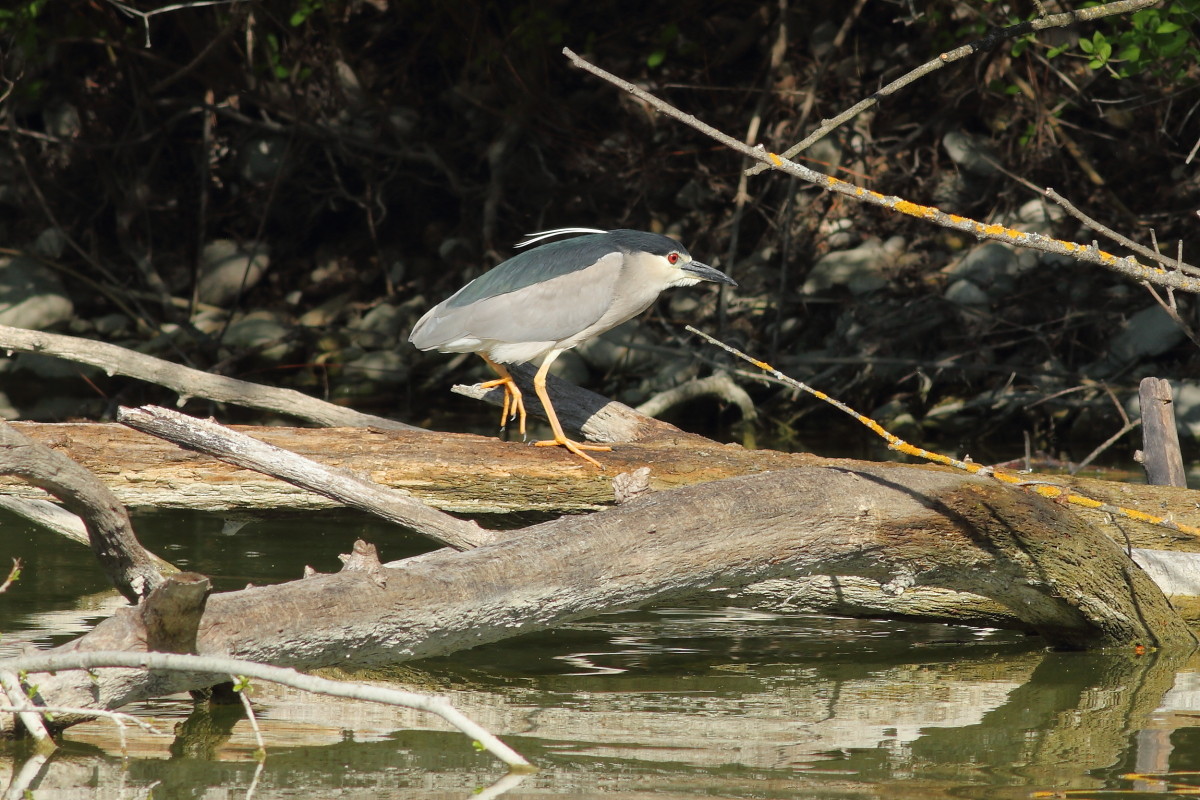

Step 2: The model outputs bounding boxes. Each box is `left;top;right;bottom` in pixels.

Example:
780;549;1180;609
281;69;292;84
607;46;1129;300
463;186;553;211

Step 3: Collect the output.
563;47;1200;295
0;324;418;431
3;650;532;768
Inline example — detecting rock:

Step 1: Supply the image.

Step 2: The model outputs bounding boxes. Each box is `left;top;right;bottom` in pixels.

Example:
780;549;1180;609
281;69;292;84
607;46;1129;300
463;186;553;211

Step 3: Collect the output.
1170;382;1200;441
1016;198;1065;226
238;137;289;184
0;254;74;330
343;350;408;387
807;137;843;178
802;237;904;295
575;320;657;372
93;313;131;337
944;242;1016;285
1109;305;1186;362
33;228;68;259
197;240;270;306
942;131;1001;177
944;279;990;306
819;217;858;249
547;348;589;386
0;390;19;420
1088;305;1186;377
223;310;293;361
348;303;407;349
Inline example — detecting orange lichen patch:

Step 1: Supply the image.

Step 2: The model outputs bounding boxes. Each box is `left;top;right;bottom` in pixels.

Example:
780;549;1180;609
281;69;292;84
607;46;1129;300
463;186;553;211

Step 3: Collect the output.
894;200;937;218
768;152;784;166
948;215;968;225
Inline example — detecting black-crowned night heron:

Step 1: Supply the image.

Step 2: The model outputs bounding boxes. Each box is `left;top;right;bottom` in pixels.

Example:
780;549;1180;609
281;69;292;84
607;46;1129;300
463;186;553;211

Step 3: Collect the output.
409;228;736;466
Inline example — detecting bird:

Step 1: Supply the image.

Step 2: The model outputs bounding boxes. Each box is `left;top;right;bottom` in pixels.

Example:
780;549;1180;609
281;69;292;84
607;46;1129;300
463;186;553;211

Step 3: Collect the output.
409;228;737;467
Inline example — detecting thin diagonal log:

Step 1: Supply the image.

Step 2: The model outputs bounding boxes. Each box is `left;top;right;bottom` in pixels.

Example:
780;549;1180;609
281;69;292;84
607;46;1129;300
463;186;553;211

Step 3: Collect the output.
117;405;495;551
4;462;1192;735
0;324;417;431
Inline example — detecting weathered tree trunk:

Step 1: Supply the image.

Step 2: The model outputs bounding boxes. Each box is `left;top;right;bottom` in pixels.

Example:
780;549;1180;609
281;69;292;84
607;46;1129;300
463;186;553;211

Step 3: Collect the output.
7;420;1200;553
5;460;1194;735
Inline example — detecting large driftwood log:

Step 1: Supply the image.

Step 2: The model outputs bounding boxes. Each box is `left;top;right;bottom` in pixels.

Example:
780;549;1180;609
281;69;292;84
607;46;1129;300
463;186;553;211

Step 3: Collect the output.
4;461;1195;734
5;420;1200;555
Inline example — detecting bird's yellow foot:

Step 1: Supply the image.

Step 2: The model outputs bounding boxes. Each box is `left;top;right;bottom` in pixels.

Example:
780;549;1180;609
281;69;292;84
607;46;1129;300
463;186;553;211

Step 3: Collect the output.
534;436;612;468
478;375;527;436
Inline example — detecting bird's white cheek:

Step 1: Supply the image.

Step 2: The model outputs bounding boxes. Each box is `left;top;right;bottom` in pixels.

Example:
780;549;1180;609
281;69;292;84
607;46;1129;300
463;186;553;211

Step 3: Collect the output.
667;275;703;288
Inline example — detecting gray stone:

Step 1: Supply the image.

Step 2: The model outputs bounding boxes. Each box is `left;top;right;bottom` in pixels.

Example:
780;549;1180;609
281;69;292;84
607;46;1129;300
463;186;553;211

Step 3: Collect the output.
0;255;74;330
351;303;406;341
1170;382;1200;442
343;350;408;387
1016;198;1065;226
945;242;1016;284
944;279;990;306
238;137;289;184
93;313;131;337
223;310;293;361
942;131;1001;177
33;228;68;259
197;240;270;306
803;237;904;295
547;348;589;386
575;320;657;372
1108;305;1185;363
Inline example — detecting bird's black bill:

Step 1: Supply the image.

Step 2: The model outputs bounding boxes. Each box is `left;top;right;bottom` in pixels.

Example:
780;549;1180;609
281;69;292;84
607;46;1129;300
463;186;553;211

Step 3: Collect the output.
683;260;738;287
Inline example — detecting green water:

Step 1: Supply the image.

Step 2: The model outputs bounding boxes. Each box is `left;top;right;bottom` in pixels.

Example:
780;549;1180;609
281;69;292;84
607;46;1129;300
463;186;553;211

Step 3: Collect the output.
3;509;1199;799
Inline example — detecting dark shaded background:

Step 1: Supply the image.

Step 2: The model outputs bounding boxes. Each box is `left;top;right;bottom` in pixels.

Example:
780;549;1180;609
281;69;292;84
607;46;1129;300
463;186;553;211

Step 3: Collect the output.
1;0;1198;461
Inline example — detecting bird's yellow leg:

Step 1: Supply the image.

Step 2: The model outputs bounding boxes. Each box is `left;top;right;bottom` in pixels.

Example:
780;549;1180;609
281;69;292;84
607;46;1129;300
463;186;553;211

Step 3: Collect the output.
530;354;611;468
478;356;526;436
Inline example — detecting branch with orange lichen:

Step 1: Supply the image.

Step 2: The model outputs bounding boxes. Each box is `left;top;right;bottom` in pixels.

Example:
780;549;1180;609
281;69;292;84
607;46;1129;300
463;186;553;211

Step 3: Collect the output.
564;42;1200;294
687;326;1200;540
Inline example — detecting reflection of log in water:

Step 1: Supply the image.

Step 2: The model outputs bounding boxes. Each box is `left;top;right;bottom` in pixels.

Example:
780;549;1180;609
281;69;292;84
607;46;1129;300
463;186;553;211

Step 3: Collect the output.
12;646;1190;798
910;648;1192;790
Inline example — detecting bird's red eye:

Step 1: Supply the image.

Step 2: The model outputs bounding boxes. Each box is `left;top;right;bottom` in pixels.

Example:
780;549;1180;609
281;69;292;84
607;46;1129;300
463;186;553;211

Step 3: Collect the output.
667;252;680;265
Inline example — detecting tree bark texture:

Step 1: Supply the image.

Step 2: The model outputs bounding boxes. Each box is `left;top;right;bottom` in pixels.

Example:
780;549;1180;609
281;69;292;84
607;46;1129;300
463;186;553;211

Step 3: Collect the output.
5;421;1200;556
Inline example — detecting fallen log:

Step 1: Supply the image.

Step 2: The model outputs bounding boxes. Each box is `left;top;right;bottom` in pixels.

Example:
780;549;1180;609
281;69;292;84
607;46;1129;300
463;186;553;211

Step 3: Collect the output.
4;419;1200;555
5;460;1194;735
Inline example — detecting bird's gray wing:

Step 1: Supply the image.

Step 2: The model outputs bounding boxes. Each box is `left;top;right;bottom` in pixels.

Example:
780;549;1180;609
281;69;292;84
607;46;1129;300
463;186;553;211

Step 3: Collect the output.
413;253;622;348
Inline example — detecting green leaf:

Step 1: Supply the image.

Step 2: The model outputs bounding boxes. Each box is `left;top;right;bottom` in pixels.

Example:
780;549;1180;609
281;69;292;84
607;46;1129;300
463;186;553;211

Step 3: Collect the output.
1117;44;1141;62
1079;38;1094;54
646;50;665;68
1156;21;1182;34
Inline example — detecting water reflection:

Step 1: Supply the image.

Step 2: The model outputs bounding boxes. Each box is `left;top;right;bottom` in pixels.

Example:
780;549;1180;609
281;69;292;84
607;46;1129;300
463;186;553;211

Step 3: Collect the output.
2;510;1200;798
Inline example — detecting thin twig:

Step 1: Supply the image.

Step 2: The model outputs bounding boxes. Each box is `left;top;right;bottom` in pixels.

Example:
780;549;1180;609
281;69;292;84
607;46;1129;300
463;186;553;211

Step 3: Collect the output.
1072;418;1140;475
1141;280;1200;350
2;650;533;768
1045;187;1200;276
685;325;1200;540
0;558;21;594
562;47;1200;295
0;671;53;748
231;675;267;759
